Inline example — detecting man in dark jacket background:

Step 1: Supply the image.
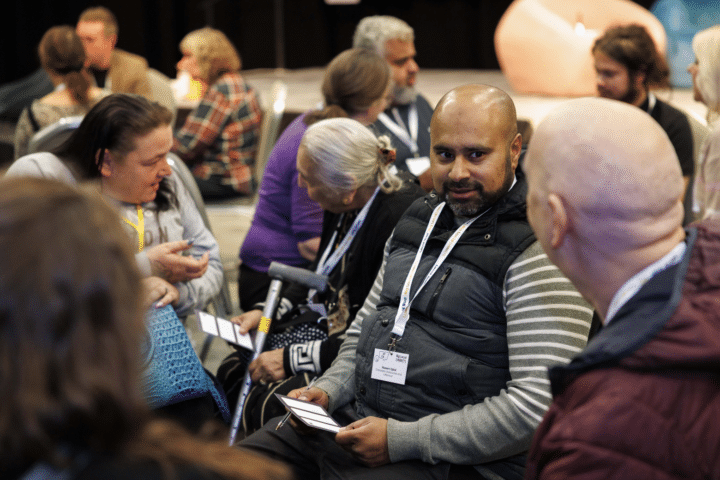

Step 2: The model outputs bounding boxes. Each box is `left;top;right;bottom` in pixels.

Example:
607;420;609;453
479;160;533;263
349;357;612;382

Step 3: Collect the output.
523;96;720;479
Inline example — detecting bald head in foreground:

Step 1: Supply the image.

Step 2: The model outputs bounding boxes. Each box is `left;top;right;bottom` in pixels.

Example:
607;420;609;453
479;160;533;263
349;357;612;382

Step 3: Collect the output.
524;97;720;479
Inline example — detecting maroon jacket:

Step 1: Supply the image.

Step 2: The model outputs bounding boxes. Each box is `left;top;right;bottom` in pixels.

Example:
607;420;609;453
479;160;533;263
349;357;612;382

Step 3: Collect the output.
525;220;720;480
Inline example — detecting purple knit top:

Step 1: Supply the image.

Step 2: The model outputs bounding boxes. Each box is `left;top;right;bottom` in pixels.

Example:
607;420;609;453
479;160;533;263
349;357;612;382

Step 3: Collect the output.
239;113;323;272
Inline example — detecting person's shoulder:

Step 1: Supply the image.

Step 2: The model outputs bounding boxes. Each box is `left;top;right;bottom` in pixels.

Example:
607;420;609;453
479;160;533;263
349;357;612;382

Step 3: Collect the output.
210;73;247;97
381;185;430;219
112;48;149;69
414;94;434;112
654;97;691;125
5;152;76;183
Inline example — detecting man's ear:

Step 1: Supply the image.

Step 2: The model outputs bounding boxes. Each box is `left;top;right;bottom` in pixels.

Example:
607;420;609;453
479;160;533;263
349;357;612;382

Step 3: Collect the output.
343;188;357;206
548;193;569;249
98;149;113;178
510;133;522;170
634;71;647;92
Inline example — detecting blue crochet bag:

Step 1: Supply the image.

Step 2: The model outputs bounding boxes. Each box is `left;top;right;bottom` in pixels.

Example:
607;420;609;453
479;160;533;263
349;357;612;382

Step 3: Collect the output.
141;305;230;423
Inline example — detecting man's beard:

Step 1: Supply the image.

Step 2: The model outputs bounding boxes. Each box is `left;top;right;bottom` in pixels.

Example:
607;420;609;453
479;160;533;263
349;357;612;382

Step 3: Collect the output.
440;155;514;218
619;81;643;105
392;83;417;106
598;81;643;106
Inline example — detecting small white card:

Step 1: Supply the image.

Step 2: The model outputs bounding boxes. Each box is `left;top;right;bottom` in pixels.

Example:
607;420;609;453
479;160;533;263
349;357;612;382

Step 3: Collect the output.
197;311;254;351
275;394;342;433
371;348;409;385
406;156;431;177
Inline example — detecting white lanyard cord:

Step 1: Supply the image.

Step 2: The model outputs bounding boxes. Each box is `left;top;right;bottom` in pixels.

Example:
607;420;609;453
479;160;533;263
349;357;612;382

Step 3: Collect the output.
390;202;484;347
377;103;419;156
308;186;381;300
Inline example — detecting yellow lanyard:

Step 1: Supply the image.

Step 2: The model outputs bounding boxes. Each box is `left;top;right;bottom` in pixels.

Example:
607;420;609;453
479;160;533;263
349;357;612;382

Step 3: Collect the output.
123;205;144;252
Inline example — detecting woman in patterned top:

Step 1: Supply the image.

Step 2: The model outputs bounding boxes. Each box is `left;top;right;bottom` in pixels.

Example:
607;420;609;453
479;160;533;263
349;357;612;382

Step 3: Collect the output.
172;27;262;200
13;25;106;159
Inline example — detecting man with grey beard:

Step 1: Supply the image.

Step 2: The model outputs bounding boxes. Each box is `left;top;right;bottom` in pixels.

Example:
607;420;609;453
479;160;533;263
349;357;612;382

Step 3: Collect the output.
240;85;593;480
353;16;434;189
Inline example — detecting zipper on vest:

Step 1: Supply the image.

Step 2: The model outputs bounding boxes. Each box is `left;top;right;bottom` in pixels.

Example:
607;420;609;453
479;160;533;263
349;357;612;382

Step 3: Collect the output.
427;267;452;315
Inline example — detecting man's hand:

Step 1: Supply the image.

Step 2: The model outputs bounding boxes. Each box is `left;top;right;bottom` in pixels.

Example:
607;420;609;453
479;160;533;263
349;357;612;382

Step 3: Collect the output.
249;348;286;383
335;417;390;467
229;309;262;334
145;240;209;284
286;386;329;434
141;276;179;309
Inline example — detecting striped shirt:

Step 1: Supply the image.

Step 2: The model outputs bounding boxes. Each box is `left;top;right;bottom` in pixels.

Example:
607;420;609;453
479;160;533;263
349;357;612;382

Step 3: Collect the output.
317;238;593;467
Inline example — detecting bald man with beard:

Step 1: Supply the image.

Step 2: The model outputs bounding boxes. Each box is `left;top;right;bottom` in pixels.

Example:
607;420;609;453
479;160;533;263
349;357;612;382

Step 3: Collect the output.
240;85;593;480
523;97;720;479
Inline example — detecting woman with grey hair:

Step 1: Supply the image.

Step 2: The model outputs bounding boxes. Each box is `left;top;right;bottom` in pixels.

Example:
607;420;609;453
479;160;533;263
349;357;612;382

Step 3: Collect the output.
219;118;424;433
689;25;720;220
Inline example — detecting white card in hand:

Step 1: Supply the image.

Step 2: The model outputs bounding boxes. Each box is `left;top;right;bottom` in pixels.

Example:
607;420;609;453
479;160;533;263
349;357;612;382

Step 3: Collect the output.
197;311;254;351
275;394;341;433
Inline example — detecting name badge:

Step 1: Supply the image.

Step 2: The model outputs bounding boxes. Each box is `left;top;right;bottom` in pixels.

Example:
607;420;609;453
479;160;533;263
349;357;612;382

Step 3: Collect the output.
406;156;431;177
371;348;409;385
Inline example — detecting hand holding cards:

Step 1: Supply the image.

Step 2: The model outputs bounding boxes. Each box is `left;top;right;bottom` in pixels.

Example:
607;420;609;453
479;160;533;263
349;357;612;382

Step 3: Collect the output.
197;311;254;351
274;394;342;433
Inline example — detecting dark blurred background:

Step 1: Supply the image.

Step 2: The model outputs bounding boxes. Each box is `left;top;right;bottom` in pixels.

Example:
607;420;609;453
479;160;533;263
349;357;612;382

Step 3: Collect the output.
2;0;656;85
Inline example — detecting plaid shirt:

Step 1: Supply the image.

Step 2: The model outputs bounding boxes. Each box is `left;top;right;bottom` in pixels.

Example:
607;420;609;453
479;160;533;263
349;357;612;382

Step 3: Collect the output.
173;72;262;195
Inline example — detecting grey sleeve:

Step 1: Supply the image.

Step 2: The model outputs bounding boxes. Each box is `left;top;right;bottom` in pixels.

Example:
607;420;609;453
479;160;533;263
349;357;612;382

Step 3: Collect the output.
315;234;392;412
171;174;224;317
386;242;593;466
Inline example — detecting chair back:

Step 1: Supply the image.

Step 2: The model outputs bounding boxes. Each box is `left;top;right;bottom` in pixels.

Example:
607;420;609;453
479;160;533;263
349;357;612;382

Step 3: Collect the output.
147;68;178;125
254;80;287;191
27;115;84;154
166;152;236;357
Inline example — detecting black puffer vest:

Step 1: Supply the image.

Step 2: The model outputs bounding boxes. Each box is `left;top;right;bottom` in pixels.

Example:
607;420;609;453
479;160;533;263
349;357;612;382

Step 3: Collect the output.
353;173;536;421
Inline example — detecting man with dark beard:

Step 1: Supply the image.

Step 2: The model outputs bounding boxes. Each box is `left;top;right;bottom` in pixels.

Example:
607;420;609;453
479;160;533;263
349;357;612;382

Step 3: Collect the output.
592;24;694;223
240;84;593;480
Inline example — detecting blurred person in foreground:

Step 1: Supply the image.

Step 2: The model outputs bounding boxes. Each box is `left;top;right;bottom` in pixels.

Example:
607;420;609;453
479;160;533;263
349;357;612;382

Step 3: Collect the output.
523;97;720;479
0;177;292;480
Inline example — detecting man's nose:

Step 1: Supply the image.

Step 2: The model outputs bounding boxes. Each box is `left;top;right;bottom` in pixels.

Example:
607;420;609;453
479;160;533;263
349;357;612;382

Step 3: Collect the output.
408;59;419;74
449;157;470;181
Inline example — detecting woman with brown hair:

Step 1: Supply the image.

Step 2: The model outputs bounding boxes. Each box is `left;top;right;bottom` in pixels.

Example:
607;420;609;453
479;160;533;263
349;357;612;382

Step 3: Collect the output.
0;177;292;479
14;25;106;159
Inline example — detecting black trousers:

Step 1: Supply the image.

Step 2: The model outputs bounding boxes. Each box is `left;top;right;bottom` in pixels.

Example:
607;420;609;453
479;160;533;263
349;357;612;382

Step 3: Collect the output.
238;263;273;313
239;415;487;480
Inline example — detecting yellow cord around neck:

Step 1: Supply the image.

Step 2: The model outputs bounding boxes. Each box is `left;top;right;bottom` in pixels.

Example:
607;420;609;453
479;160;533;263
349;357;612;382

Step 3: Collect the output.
122;204;144;252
